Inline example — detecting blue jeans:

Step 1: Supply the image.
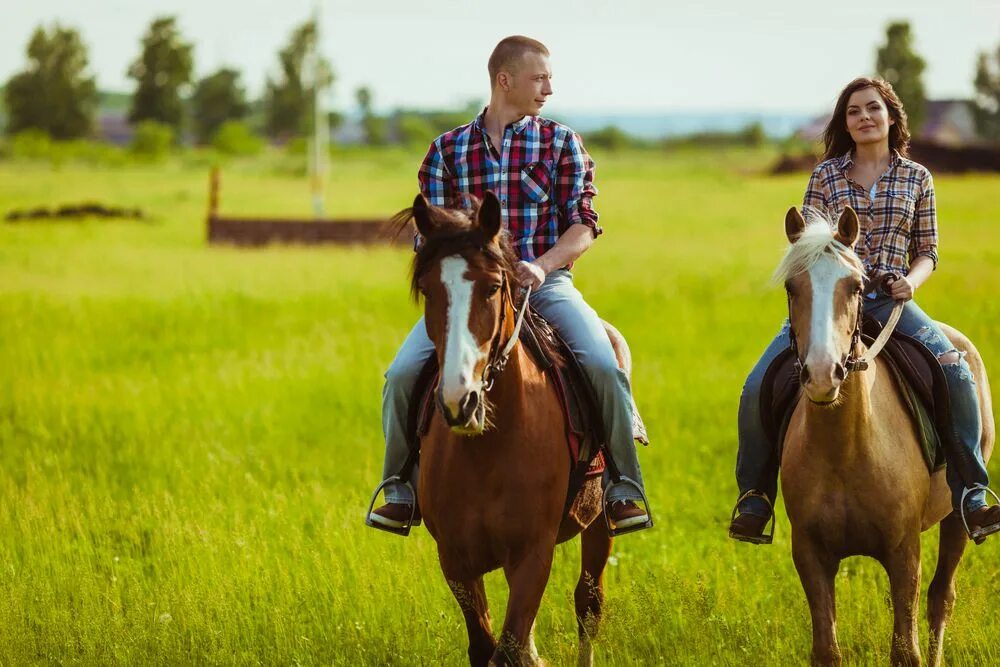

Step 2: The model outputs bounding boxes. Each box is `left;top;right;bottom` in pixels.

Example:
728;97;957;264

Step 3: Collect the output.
736;295;989;516
379;269;647;505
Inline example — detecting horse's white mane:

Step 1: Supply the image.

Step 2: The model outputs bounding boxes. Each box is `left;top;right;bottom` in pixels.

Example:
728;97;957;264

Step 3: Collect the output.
772;207;864;285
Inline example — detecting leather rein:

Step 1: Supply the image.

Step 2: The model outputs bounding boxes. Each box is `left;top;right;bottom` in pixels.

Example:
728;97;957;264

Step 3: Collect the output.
481;277;531;392
787;273;905;376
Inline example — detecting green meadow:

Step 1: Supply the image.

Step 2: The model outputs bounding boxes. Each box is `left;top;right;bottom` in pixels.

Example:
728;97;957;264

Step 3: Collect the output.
1;148;997;665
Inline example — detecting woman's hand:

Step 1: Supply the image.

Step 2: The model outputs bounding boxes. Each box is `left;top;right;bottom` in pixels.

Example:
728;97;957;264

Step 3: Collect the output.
886;275;915;301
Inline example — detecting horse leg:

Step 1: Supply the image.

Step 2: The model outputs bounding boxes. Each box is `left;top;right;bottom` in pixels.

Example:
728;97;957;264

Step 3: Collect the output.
445;577;496;667
884;537;922;667
493;548;556;666
927;513;968;667
575;519;612;667
791;535;842;666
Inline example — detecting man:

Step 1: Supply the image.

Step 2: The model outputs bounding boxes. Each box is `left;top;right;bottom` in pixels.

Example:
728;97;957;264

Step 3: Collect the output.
368;35;650;534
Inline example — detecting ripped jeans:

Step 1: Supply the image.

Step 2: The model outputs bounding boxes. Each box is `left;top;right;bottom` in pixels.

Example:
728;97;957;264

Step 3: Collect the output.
736;294;990;516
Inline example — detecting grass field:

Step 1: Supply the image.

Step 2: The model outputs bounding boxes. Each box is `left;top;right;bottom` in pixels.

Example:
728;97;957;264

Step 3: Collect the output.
1;147;998;665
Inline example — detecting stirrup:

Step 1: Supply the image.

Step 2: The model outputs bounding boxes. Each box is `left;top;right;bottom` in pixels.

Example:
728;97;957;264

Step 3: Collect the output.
602;476;653;537
364;476;419;537
729;490;776;545
960;485;1000;544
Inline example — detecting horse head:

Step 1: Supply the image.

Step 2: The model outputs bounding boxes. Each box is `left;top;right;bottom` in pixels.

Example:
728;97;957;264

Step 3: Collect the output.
777;206;865;404
401;191;517;435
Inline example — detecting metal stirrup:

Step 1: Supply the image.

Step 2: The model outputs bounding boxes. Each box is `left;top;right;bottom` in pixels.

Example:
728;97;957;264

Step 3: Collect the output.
364;476;419;537
601;476;653;536
959;484;1000;542
730;490;776;545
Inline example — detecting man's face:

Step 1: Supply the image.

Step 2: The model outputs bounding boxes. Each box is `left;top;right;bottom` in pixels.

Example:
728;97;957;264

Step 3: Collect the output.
502;52;552;116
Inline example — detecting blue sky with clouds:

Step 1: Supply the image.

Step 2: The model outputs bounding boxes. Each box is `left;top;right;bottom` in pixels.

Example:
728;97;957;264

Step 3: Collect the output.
1;0;997;115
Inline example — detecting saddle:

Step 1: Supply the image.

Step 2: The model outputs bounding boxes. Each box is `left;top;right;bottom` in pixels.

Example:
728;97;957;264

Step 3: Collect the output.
403;308;650;515
760;315;947;472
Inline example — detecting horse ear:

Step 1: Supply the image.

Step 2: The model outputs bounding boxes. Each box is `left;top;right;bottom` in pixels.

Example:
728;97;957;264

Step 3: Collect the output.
412;193;435;238
835;206;860;248
785;207;806;243
478;191;502;242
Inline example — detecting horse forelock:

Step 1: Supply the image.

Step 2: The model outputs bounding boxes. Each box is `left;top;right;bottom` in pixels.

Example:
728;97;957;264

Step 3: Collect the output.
772;208;864;286
395;199;518;302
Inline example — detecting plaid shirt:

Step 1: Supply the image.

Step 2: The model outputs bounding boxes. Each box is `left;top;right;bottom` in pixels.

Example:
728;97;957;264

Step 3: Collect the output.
803;151;938;276
418;110;600;262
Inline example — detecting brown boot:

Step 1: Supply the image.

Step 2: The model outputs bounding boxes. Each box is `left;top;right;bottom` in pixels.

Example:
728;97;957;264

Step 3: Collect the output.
729;511;773;545
608;500;650;531
368;502;421;529
967;505;1000;544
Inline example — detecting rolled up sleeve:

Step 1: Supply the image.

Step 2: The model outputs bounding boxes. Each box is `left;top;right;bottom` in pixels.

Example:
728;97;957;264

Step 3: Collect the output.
909;171;939;269
555;132;601;237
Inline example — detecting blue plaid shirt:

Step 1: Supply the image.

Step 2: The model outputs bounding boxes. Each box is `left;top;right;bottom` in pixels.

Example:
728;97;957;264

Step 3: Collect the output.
418;109;600;262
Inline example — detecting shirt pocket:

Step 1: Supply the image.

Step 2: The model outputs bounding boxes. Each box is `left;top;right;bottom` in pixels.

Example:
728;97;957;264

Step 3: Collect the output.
885;190;916;234
520;161;552;204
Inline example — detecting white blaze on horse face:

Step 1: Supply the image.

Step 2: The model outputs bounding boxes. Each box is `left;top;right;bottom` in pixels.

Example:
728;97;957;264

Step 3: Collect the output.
439;255;486;410
805;257;853;380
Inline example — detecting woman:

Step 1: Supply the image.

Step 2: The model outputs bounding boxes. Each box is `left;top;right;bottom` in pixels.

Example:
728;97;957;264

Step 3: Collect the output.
729;77;1000;544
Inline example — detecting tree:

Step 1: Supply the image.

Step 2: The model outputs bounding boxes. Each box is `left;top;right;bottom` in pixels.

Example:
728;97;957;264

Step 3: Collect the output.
191;68;249;144
356;86;386;145
876;21;927;133
972;45;1000;143
3;25;97;139
127;16;194;133
264;21;333;139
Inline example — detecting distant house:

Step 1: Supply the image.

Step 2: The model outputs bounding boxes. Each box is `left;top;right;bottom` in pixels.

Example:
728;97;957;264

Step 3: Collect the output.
921;100;978;147
795;99;981;147
97;111;134;146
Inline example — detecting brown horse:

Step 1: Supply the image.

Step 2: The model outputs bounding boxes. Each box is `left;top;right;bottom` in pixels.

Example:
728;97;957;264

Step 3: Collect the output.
777;207;994;666
400;191;625;666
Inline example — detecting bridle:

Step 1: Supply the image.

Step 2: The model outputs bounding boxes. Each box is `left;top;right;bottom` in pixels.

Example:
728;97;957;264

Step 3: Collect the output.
787;272;904;377
480;276;531;392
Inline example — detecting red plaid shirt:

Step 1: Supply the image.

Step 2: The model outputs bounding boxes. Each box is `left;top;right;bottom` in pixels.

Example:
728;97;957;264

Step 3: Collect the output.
803;151;938;276
418;110;600;262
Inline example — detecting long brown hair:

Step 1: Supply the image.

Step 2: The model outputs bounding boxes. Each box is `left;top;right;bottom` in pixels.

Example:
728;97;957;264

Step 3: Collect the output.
822;77;911;161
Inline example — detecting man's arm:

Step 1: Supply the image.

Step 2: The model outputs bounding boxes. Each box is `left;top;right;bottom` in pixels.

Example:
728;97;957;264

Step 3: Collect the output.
516;131;600;289
515;223;594;288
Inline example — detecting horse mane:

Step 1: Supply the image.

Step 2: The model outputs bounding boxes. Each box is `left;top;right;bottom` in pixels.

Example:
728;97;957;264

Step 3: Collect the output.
772;207;864;285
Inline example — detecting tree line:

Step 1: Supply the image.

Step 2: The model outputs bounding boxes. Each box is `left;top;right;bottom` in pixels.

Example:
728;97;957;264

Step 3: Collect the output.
3;18;1000;147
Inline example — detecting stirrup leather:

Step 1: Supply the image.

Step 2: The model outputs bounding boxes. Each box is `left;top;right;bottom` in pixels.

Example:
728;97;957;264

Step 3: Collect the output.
729;490;776;545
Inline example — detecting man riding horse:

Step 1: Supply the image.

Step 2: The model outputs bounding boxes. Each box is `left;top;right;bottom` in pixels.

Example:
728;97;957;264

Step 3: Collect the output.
368;35;651;534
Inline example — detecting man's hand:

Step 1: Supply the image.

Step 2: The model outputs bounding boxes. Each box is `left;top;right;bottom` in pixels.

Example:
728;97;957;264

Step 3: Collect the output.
515;261;547;290
886;275;915;301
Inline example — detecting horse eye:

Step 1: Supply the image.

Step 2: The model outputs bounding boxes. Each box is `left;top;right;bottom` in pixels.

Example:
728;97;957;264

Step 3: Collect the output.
487;284;501;297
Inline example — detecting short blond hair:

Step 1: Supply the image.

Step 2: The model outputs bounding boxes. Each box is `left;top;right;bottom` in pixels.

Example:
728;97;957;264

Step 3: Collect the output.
487;36;549;88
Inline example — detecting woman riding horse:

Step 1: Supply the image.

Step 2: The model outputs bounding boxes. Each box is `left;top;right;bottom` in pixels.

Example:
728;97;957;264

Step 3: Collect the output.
730;76;1000;543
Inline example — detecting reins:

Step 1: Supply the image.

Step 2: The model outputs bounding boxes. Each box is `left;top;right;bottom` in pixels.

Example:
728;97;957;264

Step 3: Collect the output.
788;272;905;376
482;278;531;392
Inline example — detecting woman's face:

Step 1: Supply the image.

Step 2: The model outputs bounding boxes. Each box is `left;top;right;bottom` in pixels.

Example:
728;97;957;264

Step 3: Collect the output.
845;87;894;148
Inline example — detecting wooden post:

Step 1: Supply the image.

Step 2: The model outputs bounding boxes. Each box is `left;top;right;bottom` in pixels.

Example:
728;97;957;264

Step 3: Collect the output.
207;167;220;243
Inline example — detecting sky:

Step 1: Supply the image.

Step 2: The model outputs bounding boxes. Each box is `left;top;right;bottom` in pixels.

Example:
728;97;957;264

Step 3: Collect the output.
1;0;998;116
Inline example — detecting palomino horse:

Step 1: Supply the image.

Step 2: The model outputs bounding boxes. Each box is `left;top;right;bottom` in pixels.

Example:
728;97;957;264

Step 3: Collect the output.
778;206;994;666
399;191;627;666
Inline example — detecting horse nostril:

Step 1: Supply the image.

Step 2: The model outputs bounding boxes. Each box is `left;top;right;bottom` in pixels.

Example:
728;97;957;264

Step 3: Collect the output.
460;391;479;422
799;364;810;385
834;363;846;381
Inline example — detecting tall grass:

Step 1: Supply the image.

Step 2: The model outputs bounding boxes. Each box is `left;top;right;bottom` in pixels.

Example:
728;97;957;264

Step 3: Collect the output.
0;149;997;665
